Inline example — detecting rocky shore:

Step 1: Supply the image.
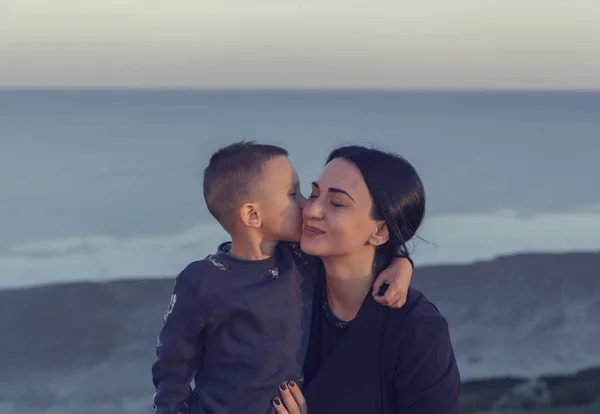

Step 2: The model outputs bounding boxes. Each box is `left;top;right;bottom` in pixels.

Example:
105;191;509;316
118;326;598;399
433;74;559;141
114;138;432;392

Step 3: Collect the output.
2;251;599;414
462;367;600;413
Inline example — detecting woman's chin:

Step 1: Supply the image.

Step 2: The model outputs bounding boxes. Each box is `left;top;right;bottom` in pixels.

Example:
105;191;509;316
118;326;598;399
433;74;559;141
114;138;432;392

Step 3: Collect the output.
300;237;320;256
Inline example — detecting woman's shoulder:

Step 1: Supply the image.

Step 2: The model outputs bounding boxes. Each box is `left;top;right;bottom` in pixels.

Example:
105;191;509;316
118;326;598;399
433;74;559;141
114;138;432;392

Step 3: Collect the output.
376;287;456;385
379;292;461;411
383;287;450;341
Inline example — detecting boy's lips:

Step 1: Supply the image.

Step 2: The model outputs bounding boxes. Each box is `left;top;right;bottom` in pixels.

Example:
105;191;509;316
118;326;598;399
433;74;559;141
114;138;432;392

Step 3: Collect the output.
303;225;325;237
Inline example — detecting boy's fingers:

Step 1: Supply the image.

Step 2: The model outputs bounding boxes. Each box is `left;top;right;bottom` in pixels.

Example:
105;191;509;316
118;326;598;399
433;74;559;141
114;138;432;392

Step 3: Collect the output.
387;284;408;306
375;292;394;306
374;285;397;306
272;396;289;414
374;287;407;308
384;282;407;305
372;276;387;298
287;380;307;414
373;294;388;305
279;382;301;414
390;296;407;309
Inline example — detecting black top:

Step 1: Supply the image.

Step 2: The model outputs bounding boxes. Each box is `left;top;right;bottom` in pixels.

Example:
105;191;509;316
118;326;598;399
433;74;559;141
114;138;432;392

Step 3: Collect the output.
307;284;350;377
151;243;318;414
303;275;461;414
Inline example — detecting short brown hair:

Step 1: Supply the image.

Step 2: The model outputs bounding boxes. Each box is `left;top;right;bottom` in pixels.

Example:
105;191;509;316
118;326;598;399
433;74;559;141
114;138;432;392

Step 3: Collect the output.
203;140;288;230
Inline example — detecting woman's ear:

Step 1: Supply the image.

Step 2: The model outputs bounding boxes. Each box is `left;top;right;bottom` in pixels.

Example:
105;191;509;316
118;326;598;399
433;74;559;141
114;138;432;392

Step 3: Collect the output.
368;221;390;246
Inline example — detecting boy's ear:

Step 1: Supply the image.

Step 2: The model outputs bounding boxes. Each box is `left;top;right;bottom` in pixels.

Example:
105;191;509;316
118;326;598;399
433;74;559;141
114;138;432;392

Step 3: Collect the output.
239;202;262;228
368;221;390;247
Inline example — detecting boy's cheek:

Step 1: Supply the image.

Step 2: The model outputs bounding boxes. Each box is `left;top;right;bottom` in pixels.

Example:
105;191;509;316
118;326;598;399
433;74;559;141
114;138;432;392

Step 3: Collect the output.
289;227;302;243
278;221;302;243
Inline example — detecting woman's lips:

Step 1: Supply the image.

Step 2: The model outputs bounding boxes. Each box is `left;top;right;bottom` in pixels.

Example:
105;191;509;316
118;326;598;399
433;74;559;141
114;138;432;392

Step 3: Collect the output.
303;225;325;237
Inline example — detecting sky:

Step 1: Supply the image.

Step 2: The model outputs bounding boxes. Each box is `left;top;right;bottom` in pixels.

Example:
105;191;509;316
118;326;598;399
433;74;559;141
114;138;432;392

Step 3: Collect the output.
1;0;600;89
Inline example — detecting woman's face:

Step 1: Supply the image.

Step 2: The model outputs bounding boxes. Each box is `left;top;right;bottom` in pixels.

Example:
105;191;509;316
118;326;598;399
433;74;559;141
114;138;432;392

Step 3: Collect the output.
301;158;385;258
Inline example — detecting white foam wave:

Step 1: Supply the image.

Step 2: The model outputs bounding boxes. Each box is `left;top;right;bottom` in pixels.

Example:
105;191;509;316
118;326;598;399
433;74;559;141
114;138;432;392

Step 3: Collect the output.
0;223;228;288
412;209;600;265
1;209;600;288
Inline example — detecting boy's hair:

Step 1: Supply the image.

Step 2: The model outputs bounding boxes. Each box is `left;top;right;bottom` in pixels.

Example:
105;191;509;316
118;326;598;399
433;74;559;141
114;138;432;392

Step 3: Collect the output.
203;140;288;231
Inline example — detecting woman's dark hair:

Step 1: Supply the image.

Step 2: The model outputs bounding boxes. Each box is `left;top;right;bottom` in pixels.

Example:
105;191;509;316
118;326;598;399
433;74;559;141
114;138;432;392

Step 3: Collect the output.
326;145;426;275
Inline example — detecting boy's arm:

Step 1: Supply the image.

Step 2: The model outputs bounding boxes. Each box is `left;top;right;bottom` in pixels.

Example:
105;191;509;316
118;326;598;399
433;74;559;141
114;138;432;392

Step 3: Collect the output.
372;252;414;308
152;263;207;414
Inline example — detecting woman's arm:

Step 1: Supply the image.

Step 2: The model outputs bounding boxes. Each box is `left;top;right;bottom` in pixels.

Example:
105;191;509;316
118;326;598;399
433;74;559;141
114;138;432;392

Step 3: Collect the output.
393;305;461;414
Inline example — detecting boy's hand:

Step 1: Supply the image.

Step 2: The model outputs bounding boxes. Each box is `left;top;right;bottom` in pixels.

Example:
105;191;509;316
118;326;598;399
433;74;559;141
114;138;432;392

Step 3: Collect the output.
372;256;413;308
273;381;307;414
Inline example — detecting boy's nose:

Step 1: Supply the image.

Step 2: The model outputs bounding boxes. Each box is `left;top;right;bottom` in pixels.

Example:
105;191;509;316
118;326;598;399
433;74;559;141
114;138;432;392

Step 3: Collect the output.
298;194;307;209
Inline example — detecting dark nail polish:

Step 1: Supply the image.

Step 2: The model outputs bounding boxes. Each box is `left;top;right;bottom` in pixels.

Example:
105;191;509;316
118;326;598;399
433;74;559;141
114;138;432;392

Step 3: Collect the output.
280;382;287;390
273;397;281;405
288;380;296;387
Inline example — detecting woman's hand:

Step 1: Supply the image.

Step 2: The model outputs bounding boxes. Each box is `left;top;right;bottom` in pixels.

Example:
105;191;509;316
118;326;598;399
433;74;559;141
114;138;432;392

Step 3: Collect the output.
272;380;307;414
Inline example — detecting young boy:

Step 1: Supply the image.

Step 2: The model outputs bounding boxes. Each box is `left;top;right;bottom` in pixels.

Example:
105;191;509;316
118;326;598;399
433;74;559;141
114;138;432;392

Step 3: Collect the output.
151;141;414;414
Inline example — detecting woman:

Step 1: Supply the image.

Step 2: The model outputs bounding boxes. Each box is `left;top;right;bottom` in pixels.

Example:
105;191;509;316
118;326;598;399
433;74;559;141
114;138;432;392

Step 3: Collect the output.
272;145;461;414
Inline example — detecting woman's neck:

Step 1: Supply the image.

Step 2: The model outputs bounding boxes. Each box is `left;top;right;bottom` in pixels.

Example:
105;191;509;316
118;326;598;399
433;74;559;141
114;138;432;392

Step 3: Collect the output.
321;248;376;322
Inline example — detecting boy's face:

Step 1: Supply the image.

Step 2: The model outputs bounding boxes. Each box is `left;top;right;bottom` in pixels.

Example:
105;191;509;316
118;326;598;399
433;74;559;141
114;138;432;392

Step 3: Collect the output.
256;155;305;243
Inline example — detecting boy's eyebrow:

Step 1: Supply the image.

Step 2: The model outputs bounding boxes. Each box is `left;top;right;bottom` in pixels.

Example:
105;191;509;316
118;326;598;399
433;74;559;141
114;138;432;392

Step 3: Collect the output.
311;181;355;202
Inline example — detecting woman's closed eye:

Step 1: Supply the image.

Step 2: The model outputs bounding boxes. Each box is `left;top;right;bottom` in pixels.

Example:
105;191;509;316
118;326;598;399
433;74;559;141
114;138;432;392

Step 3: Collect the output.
308;193;345;208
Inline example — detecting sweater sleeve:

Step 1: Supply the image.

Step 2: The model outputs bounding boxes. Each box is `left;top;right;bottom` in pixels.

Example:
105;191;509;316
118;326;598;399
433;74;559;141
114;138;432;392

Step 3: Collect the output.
151;262;208;414
392;306;461;414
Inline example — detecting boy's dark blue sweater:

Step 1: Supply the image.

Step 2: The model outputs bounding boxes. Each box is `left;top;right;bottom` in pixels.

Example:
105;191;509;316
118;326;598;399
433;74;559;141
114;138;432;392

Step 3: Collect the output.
151;243;316;414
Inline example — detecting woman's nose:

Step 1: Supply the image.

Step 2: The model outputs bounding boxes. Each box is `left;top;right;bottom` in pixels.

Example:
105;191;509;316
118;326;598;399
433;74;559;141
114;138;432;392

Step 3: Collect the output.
302;198;324;219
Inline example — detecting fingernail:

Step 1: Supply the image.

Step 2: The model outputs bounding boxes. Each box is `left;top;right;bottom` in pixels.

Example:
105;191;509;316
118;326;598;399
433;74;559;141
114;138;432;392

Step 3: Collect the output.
273;397;281;406
280;382;287;390
288;380;296;387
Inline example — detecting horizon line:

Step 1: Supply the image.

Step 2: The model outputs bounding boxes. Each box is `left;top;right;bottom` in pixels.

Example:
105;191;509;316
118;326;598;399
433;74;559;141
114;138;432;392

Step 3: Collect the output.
2;86;600;94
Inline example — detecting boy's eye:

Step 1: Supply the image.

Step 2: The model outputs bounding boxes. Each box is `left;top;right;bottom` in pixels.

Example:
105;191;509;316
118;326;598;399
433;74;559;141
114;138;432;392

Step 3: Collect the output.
289;192;297;196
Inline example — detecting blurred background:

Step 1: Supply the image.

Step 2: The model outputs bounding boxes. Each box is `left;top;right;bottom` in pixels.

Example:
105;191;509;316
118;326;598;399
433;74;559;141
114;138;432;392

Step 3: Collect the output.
1;1;599;413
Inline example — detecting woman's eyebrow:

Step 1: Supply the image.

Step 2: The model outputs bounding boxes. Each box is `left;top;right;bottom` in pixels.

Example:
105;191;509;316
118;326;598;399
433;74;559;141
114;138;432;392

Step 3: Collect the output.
311;181;355;201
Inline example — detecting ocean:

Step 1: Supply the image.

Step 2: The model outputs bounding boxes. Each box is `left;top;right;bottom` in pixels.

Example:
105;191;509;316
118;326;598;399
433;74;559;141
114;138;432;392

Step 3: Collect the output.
1;90;599;288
